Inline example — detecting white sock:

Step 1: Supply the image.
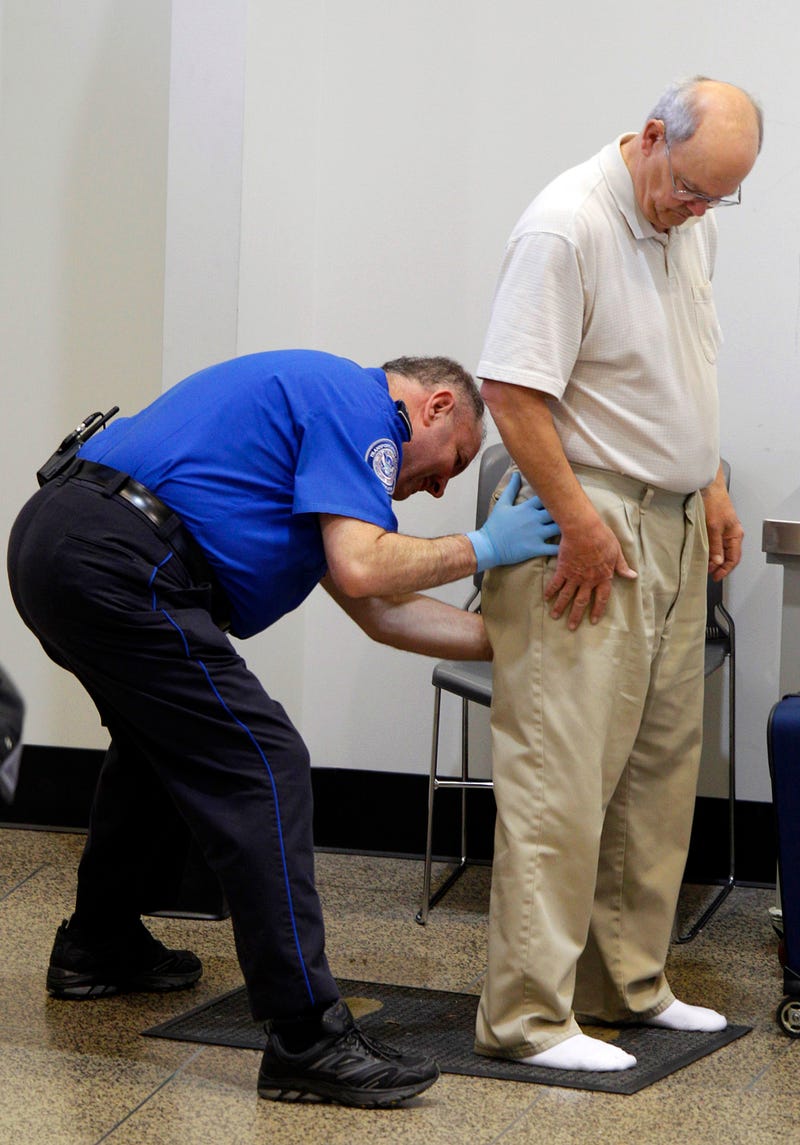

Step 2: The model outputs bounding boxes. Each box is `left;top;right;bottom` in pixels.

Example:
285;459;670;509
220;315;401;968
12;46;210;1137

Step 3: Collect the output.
522;1033;637;1072
644;999;727;1032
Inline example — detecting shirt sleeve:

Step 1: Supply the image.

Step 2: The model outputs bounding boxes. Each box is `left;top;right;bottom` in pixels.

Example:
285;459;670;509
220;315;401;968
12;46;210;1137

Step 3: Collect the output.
477;230;585;399
293;407;399;531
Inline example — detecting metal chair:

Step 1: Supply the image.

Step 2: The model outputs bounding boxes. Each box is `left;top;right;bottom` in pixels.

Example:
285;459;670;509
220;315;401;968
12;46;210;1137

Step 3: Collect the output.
415;442;509;925
416;452;737;938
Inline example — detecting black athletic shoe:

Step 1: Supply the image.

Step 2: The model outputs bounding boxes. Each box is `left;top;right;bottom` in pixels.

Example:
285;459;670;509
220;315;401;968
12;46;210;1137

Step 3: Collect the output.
46;916;203;999
258;999;439;1108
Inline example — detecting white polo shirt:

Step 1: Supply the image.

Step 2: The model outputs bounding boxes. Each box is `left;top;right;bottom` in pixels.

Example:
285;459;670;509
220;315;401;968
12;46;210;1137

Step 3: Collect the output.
477;135;721;493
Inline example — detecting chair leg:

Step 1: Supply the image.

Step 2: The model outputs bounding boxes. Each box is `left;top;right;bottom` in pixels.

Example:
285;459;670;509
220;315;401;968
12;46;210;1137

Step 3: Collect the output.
416;688;442;925
676;650;736;943
675;877;735;945
459;695;469;866
427;696;474;908
416;694;474;924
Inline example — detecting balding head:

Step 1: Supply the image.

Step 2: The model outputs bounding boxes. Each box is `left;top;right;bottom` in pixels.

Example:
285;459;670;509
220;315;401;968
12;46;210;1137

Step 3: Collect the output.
624;76;763;232
649;77;762;154
665;79;761;190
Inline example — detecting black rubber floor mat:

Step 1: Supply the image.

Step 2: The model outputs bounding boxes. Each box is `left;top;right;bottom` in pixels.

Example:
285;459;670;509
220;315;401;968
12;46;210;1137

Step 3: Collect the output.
142;979;750;1094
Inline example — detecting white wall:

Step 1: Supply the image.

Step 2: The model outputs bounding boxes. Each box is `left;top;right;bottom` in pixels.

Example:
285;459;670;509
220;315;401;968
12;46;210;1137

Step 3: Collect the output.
162;0;246;390
0;0;171;749
2;0;799;803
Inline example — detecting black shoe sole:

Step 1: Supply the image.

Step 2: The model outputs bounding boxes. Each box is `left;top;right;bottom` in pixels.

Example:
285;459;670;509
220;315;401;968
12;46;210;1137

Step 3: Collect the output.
257;1070;439;1109
46;966;202;1000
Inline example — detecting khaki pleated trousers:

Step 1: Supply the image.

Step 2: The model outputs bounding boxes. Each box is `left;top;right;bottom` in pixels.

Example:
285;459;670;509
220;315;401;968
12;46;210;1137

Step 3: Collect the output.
476;465;709;1058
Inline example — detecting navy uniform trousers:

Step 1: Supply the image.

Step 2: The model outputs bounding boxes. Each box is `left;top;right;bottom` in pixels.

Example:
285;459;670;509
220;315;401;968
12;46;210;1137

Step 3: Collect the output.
7;467;340;1021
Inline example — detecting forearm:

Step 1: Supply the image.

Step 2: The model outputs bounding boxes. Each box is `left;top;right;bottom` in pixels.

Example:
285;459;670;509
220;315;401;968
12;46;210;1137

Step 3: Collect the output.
322;577;492;660
481;380;594;527
321;514;478;598
481;378;636;626
701;461;726;499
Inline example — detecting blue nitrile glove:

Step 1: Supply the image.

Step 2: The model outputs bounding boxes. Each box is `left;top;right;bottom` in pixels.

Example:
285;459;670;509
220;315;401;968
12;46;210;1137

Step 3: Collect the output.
467;471;561;573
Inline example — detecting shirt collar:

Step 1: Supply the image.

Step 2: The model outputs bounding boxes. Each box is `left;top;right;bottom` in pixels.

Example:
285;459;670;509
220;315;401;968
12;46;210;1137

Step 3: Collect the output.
394;400;413;440
366;367;413;442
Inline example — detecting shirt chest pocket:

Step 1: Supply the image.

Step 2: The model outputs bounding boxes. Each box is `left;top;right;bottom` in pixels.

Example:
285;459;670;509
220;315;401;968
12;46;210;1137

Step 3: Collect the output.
691;283;723;364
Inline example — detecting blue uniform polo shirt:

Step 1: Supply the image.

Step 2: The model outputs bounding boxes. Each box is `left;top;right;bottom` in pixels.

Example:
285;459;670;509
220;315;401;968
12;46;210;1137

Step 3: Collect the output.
78;350;409;638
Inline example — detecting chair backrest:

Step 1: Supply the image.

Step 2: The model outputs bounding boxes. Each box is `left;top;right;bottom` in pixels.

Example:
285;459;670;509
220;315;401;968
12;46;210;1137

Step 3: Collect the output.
475;442;511;530
472;442;511;591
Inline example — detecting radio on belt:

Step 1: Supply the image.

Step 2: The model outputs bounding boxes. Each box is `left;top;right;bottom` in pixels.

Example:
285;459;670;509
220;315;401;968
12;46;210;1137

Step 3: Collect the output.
36;407;119;487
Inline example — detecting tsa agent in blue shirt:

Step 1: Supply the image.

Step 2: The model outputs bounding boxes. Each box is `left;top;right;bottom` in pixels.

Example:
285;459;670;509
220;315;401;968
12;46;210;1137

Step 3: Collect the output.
7;349;559;1109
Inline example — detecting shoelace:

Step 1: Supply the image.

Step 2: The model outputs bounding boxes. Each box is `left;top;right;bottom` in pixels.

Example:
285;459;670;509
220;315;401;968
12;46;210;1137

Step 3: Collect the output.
338;1024;404;1062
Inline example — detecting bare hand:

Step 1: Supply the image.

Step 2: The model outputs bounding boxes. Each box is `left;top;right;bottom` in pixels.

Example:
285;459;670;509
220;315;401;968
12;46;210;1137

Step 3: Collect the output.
702;480;744;582
544;517;637;630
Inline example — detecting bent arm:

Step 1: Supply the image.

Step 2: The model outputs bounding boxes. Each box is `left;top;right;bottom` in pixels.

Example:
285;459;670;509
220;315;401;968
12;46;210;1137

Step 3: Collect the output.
321;467;558;598
321;576;492;660
482;382;593;528
480;380;635;628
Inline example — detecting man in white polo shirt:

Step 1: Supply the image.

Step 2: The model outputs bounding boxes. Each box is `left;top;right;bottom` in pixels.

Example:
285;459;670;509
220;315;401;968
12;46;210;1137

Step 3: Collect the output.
475;76;762;1072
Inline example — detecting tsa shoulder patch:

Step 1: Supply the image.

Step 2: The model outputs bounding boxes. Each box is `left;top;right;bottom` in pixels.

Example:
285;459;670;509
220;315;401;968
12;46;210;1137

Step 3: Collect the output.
365;438;399;494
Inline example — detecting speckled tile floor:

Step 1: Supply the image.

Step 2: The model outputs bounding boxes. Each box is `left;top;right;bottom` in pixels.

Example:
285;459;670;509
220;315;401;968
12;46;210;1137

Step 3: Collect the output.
1;827;798;1144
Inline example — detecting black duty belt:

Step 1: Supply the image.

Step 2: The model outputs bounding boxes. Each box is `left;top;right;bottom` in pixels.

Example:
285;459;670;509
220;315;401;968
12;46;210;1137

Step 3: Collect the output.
65;459;180;528
117;475;175;527
62;459;231;630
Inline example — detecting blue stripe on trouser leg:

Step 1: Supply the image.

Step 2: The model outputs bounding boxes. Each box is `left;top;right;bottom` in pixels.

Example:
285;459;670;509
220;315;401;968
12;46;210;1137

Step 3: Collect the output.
154;565;316;1008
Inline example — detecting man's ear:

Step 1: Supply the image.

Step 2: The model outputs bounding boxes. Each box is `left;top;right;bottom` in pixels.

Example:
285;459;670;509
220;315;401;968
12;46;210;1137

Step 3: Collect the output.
641;118;664;158
423;389;456;424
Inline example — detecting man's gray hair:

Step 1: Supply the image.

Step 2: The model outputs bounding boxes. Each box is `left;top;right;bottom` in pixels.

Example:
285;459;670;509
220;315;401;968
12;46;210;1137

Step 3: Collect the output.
648;75;764;153
382;356;485;424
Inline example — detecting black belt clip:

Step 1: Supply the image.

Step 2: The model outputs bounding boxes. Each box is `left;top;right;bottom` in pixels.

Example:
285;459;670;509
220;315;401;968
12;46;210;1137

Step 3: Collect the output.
37;407;119;487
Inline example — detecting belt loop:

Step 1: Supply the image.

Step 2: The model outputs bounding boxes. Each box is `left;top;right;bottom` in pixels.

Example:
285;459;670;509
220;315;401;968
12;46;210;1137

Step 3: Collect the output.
101;471;129;497
641;486;655;510
67;459;128;496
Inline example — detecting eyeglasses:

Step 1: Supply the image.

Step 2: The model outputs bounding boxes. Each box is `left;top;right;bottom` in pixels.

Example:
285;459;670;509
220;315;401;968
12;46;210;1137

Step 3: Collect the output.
664;138;741;207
